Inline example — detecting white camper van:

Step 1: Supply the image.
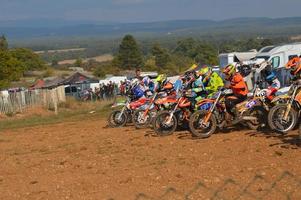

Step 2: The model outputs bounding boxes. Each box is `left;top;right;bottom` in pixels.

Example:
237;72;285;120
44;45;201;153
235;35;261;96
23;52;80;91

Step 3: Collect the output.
219;50;257;67
255;43;301;86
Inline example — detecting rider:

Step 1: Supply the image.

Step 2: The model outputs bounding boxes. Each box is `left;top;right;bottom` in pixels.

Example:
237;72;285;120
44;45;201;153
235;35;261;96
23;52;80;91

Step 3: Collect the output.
286;57;301;81
223;64;249;119
261;68;281;100
130;78;145;100
155;74;168;91
197;66;224;99
141;76;155;95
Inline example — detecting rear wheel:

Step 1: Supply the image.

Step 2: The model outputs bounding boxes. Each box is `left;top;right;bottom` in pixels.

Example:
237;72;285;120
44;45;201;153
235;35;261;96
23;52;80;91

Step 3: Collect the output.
107;110;128;128
268;104;298;134
153;111;177;136
189;110;217;139
246;106;268;130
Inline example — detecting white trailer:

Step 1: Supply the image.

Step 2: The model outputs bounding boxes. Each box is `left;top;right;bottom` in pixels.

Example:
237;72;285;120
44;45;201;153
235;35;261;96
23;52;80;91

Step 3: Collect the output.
219;50;257;68
254;42;301;86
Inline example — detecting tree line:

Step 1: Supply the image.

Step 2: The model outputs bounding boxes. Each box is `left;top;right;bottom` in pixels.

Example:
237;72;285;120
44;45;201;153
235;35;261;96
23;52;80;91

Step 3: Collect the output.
0;35;45;89
93;34;283;77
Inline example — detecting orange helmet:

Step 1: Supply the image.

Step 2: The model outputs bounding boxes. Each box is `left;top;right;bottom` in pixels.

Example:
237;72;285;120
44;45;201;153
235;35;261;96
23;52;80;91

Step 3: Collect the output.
163;81;173;90
286;57;301;75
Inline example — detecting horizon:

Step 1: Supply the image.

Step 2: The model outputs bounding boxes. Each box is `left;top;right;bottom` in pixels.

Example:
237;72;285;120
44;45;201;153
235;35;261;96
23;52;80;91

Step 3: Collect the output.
1;0;301;23
1;16;301;26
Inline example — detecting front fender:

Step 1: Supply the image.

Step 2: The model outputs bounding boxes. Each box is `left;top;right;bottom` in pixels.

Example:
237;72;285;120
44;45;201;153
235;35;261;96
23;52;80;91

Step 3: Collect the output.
271;95;290;104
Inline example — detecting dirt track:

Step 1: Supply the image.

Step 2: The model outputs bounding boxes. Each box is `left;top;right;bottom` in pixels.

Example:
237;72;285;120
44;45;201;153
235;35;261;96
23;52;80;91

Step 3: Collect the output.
0;119;301;200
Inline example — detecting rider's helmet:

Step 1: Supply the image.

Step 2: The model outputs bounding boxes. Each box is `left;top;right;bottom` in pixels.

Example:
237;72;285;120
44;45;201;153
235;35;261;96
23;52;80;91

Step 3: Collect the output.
198;66;212;82
142;76;151;86
131;78;139;87
187;64;198;72
223;64;236;81
132;85;144;99
155;74;167;84
263;70;277;84
286;57;301;76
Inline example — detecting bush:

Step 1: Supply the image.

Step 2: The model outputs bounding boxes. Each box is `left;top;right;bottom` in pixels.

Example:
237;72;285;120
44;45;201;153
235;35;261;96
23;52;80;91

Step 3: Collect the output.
42;68;55;78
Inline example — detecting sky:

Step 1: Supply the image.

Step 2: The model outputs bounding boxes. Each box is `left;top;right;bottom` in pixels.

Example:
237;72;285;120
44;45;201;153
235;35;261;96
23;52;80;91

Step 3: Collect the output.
1;0;301;23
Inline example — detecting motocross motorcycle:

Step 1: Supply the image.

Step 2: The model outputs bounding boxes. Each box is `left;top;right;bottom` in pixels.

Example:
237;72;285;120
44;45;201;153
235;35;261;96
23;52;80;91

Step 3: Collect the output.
268;80;301;133
107;95;150;128
188;85;273;139
132;81;180;129
132;91;164;129
152;83;195;136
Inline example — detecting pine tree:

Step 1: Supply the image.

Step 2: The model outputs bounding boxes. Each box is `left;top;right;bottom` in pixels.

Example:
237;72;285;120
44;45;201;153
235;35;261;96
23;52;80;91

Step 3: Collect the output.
151;43;170;68
0;35;8;51
113;35;143;69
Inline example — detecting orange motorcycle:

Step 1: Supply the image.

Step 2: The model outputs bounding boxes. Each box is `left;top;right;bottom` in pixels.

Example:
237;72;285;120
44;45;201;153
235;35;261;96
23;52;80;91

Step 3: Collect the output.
152;88;194;136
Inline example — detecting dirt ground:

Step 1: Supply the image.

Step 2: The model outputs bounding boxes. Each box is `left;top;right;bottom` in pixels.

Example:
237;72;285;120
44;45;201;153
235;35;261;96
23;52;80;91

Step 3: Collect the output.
0;119;301;200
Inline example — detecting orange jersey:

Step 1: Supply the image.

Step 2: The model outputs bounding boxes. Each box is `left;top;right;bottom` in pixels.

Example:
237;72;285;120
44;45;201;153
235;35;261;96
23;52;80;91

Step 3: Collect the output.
230;73;248;96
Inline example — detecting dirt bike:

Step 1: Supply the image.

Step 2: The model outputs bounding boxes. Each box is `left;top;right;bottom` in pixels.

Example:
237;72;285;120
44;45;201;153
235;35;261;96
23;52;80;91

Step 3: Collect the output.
189;86;272;139
132;88;174;128
132;92;160;129
107;95;150;128
152;88;194;136
268;81;301;133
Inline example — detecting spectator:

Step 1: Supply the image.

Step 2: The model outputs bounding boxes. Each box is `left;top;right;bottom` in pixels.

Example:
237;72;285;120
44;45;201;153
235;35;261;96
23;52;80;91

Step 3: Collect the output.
135;68;143;81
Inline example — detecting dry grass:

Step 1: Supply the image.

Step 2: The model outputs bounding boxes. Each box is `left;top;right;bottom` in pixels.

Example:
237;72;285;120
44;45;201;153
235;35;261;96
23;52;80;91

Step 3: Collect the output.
0;98;113;130
58;54;113;65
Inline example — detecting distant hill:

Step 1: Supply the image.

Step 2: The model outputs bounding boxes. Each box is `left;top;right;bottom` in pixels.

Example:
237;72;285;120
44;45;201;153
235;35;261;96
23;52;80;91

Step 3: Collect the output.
2;17;301;40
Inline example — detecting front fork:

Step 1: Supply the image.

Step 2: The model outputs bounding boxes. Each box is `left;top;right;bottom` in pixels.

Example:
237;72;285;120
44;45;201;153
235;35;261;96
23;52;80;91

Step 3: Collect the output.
118;106;127;121
284;87;297;121
203;92;221;124
166;103;179;124
283;103;292;121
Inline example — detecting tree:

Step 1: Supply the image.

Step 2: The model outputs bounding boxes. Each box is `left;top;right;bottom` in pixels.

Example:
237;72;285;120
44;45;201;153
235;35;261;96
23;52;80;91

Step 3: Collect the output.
244;38;262;51
74;58;83;68
51;59;59;67
174;38;197;58
194;43;218;65
10;48;45;71
261;39;273;47
0;35;8;51
113;35;143;69
93;67;106;78
174;38;218;65
0;50;24;89
151;43;170;68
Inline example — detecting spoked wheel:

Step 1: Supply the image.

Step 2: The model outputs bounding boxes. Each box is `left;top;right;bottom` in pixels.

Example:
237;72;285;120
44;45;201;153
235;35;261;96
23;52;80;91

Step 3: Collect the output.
189;110;217;139
133;110;154;129
153;111;177;136
107;110;128;128
268;104;298;134
246;106;268;130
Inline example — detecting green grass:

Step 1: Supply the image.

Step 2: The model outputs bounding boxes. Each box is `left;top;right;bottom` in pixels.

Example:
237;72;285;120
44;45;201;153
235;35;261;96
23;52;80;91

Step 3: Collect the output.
0;101;113;131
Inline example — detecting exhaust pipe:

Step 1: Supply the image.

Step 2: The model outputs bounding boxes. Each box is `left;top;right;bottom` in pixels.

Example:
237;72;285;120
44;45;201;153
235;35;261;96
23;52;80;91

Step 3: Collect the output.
242;116;258;121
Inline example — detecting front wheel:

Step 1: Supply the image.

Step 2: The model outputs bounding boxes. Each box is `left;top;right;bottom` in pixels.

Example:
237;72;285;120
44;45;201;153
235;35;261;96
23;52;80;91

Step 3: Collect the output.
153;111;177;136
268;104;298;134
107;110;128;128
189;110;217;139
133;110;154;129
